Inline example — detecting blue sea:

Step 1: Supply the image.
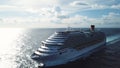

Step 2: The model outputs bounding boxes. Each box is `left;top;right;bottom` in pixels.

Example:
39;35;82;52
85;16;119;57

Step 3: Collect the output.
0;28;120;68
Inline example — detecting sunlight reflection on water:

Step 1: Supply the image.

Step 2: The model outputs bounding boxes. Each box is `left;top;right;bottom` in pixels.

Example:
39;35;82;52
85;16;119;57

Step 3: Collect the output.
0;28;24;68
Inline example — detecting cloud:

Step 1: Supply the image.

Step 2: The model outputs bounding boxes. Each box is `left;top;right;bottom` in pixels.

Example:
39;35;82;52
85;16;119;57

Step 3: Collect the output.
90;4;120;10
59;12;120;28
57;15;69;19
10;0;59;8
111;4;120;9
70;1;89;6
0;5;18;11
0;0;60;16
53;6;61;13
102;12;120;24
40;6;69;20
0;17;54;28
68;0;120;11
0;12;120;28
91;4;108;9
0;0;120;28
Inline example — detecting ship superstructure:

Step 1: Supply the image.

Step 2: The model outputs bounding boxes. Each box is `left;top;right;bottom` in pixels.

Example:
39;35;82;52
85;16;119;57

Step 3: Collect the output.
31;25;106;67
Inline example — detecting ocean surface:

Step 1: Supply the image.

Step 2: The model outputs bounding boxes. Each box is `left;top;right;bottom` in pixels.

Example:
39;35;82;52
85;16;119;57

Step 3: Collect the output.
0;28;120;68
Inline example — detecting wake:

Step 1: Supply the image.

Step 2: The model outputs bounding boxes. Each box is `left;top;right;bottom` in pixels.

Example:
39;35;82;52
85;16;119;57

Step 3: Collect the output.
106;34;120;45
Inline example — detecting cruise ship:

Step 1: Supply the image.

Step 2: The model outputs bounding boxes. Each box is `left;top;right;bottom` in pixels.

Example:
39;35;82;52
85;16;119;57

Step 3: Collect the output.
31;25;106;68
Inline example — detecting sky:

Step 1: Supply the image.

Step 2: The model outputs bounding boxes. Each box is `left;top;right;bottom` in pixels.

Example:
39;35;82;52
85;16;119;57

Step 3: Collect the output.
0;0;120;28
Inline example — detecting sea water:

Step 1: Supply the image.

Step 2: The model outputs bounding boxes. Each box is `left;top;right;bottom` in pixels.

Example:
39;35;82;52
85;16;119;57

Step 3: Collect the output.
0;28;120;68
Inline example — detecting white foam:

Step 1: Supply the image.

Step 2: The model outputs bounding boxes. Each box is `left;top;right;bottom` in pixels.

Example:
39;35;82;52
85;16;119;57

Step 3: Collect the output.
107;34;120;42
106;34;120;45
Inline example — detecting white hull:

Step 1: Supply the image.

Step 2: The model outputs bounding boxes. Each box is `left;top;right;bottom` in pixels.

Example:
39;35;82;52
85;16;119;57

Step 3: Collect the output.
42;39;106;67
